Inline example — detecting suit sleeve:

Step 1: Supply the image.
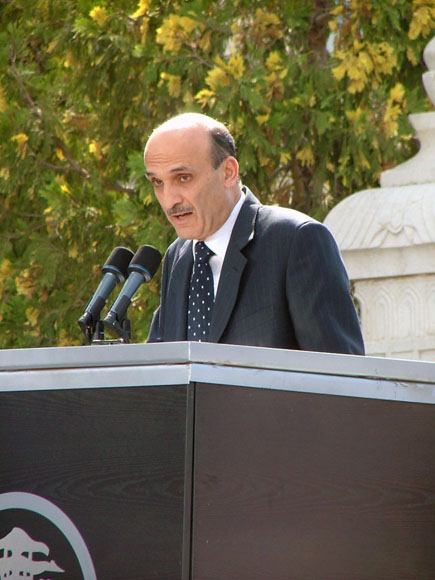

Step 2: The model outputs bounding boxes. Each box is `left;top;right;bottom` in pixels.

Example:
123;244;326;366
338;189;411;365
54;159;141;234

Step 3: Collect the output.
147;248;170;343
286;221;365;355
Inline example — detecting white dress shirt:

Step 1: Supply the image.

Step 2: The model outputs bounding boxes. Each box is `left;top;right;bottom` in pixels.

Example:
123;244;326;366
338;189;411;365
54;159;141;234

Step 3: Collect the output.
193;192;245;296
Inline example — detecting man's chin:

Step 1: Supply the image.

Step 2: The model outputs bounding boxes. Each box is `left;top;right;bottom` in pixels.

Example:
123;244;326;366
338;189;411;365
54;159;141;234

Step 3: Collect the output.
173;224;196;240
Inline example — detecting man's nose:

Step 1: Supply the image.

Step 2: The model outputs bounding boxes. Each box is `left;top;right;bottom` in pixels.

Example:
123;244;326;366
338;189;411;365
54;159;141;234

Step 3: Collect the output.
162;185;183;209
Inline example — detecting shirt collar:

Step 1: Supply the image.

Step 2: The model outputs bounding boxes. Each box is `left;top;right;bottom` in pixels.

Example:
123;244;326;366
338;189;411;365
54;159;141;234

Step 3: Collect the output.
193;192;245;259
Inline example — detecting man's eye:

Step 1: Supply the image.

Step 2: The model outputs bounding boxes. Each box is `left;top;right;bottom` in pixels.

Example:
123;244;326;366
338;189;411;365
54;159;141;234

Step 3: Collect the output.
152;179;163;187
179;174;191;183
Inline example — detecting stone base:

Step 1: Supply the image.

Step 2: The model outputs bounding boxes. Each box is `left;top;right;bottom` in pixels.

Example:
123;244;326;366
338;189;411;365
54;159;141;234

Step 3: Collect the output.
354;274;435;361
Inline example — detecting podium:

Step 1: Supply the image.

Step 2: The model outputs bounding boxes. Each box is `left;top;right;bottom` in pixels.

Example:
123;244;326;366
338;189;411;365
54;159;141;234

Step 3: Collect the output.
0;342;434;579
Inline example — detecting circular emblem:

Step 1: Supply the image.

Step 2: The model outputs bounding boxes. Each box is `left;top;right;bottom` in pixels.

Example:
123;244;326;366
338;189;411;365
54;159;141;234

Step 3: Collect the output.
0;492;97;580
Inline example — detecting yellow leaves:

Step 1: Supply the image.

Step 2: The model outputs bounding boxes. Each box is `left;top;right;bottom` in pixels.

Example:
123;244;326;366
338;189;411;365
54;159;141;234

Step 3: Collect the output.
332;60;346;82
357;51;374;75
255;8;281;27
12;133;28;145
0;83;7;112
160;72;182;98
68;244;79;259
265;71;285;100
204;52;246;93
263;51;287;101
409;0;435;40
156;14;201;54
390;82;406;104
89;6;108;26
54;175;72;195
372;42;397;75
0;259;13;277
11;133;29;158
280;151;291;165
296;145;315;167
64;52;74;68
131;0;151;20
266;51;280;71
26;307;39;326
88;139;109;159
359;151;371;170
199;30;212;53
332;42;397;93
383;96;402;137
255;113;270;126
265;51;287;77
131;0;151;40
194;88;215;108
228;53;245;80
0;259;13;299
329;20;338;33
252;8;283;42
383;83;407;138
345;107;363;123
0;167;10;180
383;104;401;137
330;5;344;16
205;65;230;92
55;147;65;160
16;269;37;299
406;46;419;65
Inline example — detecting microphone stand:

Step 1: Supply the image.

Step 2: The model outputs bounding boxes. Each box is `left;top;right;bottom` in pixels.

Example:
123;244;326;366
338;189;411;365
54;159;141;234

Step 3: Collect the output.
81;318;131;345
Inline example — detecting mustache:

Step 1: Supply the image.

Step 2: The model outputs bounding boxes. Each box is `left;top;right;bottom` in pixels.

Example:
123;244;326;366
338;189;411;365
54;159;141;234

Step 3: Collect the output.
167;204;194;217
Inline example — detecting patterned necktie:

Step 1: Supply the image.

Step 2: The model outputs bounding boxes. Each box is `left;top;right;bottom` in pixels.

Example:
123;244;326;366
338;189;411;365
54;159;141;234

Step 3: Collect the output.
187;241;215;342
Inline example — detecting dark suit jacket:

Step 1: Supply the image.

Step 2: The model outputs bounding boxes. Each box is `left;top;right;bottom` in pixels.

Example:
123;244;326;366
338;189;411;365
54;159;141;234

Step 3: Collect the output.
148;188;365;354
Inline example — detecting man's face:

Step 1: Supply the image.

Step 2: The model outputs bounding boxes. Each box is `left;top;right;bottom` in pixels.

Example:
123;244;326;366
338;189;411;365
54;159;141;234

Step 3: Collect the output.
144;125;238;240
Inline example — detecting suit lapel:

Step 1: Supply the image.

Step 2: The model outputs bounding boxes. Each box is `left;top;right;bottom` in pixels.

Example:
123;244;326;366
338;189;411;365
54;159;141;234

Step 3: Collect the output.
209;189;260;342
165;239;193;341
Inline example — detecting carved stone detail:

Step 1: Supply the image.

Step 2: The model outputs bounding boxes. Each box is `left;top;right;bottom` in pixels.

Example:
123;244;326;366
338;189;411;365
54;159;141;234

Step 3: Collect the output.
324;36;435;360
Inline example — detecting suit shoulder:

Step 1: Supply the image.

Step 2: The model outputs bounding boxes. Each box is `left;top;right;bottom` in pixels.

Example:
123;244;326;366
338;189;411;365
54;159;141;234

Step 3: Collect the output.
257;204;319;229
163;237;189;263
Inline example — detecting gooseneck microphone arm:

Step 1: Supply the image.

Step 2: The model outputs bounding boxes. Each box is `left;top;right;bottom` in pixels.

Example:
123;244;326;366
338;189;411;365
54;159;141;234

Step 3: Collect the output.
102;244;162;342
78;246;134;344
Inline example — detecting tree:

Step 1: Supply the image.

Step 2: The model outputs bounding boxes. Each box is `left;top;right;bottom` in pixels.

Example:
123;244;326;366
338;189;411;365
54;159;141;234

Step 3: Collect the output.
0;0;433;348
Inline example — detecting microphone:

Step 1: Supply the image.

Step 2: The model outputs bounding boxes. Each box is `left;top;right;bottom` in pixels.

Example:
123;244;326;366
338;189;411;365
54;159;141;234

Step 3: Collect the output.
78;246;134;337
103;244;162;337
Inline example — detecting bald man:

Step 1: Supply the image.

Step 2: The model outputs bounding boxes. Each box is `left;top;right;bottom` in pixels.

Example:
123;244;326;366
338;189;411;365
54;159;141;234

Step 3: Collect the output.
144;113;364;354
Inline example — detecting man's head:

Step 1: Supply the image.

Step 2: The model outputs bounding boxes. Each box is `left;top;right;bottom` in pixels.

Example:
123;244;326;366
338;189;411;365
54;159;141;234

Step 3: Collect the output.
144;113;241;240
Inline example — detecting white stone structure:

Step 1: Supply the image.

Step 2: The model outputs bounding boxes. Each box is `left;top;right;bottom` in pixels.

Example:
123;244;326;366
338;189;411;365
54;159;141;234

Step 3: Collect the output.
324;36;435;360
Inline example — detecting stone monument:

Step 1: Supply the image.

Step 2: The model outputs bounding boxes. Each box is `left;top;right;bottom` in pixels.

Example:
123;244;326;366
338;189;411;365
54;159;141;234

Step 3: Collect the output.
324;36;435;360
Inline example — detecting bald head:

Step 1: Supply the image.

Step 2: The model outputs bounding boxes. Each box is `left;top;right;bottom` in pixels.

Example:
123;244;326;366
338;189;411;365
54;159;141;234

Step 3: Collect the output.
145;113;236;170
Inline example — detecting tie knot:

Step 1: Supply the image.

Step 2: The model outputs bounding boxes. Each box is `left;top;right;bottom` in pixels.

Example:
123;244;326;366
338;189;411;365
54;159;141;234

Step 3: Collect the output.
195;241;213;263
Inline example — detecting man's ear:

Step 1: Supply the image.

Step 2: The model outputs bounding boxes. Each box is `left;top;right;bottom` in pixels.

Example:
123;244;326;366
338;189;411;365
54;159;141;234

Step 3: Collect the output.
222;156;239;187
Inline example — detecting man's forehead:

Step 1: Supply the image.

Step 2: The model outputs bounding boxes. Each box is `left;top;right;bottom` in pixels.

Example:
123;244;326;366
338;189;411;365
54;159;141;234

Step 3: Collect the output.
147;122;208;146
145;125;211;167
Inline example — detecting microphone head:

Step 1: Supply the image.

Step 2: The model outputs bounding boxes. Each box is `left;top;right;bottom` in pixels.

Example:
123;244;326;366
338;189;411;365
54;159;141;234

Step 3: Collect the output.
102;246;135;281
128;245;162;282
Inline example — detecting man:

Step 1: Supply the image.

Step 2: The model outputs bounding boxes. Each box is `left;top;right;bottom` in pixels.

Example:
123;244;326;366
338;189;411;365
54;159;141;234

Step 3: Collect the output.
144;112;364;354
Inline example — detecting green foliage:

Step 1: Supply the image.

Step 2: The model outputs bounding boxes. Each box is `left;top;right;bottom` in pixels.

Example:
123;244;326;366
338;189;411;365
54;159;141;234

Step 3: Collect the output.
0;0;433;348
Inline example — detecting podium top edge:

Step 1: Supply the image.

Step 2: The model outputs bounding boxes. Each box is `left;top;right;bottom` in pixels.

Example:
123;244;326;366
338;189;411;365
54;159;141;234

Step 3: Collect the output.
0;341;434;385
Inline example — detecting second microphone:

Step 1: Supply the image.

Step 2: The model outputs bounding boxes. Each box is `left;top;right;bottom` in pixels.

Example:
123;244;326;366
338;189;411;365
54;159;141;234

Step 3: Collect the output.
103;244;162;333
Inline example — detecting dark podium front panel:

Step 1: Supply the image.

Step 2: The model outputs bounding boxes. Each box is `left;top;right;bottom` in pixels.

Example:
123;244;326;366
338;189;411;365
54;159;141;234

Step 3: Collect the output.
0;384;193;580
1;342;434;579
192;383;435;580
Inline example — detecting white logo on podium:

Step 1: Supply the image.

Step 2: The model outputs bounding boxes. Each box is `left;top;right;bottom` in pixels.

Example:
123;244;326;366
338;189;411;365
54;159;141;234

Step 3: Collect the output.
0;492;97;580
0;526;64;579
